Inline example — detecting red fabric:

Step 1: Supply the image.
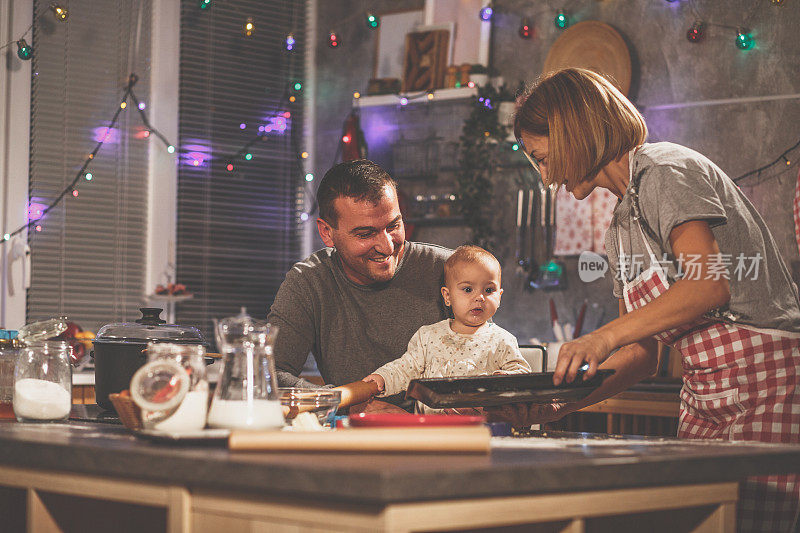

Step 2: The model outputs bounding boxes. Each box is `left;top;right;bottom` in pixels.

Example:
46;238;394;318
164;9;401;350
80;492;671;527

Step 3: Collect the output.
622;252;800;532
794;168;800;256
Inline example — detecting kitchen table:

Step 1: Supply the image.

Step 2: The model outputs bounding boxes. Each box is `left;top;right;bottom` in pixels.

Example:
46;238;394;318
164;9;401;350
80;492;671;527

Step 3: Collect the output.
0;420;799;532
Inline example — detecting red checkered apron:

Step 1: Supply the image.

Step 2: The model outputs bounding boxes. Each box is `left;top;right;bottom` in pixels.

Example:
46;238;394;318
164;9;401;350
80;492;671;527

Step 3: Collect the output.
618;220;800;533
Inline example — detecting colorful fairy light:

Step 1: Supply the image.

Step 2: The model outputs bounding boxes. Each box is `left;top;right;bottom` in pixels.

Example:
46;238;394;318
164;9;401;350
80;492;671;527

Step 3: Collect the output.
285;33;295;51
479;7;493;21
366;13;380;29
329;31;339;48
50;4;69;21
198;0;211;9
16;39;32;60
686;21;705;43
554;10;570;29
305;173;314;182
244;17;255;37
519;19;532;39
736;28;754;50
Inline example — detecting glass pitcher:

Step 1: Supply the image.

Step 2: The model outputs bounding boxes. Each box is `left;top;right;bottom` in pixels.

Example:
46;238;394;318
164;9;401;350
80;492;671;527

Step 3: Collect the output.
206;316;283;430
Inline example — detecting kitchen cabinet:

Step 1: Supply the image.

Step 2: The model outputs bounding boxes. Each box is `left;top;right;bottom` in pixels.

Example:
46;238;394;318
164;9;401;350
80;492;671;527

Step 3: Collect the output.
2;421;800;532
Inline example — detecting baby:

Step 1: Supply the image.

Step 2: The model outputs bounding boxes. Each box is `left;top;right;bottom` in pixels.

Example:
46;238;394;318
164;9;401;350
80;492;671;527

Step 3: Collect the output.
363;245;531;413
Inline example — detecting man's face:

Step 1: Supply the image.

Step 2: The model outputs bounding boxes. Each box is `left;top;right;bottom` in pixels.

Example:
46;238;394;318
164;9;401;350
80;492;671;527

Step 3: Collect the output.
317;185;406;285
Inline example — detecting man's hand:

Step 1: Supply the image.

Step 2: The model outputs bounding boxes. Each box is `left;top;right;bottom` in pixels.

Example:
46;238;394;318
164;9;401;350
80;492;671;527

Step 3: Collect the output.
485;402;573;428
553;331;614;385
348;397;408;414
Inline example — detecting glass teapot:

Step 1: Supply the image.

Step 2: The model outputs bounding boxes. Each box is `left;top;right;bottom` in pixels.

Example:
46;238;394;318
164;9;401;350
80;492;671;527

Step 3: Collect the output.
206;315;283;430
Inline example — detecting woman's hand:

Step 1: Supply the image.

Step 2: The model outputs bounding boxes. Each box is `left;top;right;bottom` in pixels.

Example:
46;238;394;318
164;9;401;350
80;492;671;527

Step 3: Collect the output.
485;402;574;428
553;330;614;385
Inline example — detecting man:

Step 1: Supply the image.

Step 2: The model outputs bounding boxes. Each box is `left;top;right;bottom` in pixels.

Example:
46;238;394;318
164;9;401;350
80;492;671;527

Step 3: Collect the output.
268;159;451;408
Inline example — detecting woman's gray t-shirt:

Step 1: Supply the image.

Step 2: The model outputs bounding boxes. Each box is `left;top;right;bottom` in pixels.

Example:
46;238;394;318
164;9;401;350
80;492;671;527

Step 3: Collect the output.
605;142;800;333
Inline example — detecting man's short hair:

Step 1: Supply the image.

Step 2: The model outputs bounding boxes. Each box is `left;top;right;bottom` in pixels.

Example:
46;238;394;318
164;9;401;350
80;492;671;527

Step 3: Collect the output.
317;159;398;227
444;245;502;285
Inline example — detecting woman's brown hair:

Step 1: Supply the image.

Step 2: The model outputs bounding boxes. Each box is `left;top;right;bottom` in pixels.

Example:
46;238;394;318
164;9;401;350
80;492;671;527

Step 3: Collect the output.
513;68;647;189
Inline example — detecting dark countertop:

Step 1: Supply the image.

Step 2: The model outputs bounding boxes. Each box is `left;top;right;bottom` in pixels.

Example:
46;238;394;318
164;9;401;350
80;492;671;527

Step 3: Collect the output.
1;420;799;505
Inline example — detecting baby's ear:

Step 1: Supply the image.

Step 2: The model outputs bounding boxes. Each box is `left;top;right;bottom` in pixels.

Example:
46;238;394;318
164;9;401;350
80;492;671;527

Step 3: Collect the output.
440;286;450;306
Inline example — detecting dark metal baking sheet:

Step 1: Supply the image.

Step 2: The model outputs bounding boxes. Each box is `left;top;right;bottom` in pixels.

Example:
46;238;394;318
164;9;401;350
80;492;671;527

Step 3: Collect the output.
406;370;615;409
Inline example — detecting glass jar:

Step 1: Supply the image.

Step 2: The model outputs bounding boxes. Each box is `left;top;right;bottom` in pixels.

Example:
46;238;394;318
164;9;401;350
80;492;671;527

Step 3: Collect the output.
0;336;20;420
130;343;209;432
13;341;72;422
207;316;283;430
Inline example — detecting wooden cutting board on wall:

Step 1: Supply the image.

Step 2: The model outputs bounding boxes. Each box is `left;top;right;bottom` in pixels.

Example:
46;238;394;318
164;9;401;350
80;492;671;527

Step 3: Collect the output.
402;30;450;92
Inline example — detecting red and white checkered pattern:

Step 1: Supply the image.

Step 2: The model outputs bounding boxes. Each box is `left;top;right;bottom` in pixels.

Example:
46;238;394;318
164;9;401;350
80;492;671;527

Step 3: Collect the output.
621;239;800;532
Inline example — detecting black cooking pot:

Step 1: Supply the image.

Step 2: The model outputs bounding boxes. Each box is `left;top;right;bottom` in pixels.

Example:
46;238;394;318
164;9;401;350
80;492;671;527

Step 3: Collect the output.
92;308;205;410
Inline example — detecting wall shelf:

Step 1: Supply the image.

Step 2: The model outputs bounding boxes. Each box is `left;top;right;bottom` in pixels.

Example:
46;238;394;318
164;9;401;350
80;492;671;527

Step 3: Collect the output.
406;217;465;227
356;86;477;108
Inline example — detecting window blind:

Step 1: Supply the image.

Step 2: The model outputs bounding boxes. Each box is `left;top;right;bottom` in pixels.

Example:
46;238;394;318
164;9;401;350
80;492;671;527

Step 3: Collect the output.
175;0;306;344
28;0;152;332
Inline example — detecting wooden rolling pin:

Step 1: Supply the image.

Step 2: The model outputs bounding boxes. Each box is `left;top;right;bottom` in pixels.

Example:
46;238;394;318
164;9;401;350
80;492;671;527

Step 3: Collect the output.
333;380;380;409
283;380;379;418
229;425;491;453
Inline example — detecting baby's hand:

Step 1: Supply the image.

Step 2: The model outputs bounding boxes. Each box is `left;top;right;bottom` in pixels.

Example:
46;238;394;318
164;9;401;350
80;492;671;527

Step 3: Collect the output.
362;373;385;392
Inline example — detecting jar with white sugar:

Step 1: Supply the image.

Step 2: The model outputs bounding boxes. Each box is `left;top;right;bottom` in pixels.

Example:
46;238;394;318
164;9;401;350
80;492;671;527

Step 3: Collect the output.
13;341;72;422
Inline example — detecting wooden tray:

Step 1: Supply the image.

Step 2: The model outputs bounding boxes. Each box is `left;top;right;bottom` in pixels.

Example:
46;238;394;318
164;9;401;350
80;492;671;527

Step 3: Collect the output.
406;370;615;409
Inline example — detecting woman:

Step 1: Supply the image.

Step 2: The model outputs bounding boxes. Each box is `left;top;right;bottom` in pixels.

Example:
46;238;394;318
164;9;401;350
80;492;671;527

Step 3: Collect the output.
493;68;800;532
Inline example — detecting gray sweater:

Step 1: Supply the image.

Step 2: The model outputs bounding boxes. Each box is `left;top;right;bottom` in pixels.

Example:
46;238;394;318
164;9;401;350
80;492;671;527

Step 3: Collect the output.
268;241;452;389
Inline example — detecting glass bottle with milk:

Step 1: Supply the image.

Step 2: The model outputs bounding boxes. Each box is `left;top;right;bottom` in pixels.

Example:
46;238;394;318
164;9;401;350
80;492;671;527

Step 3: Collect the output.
207;316;283;430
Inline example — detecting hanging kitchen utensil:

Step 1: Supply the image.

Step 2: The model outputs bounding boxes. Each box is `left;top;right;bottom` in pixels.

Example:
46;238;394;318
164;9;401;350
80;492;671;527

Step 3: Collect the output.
531;186;566;290
515;189;525;276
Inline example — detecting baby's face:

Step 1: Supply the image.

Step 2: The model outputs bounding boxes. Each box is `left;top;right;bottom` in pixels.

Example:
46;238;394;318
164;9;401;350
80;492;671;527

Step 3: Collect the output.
442;261;503;330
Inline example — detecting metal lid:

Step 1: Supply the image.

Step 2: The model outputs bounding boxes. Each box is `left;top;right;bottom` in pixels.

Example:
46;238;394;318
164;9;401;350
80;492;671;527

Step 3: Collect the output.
95;308;204;345
17;317;68;344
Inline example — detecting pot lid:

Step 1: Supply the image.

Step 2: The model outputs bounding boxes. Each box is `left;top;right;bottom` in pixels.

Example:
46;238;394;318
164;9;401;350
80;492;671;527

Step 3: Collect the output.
95;308;204;344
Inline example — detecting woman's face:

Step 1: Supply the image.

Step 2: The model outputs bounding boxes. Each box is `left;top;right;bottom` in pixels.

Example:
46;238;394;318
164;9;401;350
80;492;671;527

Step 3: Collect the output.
519;132;602;201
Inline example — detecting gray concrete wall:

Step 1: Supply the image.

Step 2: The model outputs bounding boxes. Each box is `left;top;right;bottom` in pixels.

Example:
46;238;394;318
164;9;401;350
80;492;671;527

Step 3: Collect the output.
312;0;800;343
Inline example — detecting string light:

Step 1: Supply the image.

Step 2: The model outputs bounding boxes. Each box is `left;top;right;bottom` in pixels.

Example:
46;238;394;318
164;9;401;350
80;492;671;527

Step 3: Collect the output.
120;102;127;109
342;134;351;143
3;234;9;241
226;163;234;172
427;92;435;100
519;19;532;39
353;91;361;99
305;173;314;182
479;6;493;21
244;153;253;160
35;225;42;232
285;33;295;51
328;31;339;48
301;152;309;159
49;3;69;21
400;97;408;106
554;10;570;29
686;21;705;43
366;13;380;29
71;190;79;198
85;172;93;181
138;102;146;110
167;145;175;153
736;27;754;50
16;39;32;60
198;0;212;9
243;17;255;38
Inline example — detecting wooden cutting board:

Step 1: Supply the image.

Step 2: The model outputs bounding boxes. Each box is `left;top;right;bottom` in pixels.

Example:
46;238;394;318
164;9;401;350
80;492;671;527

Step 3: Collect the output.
543;21;631;95
229;426;491;454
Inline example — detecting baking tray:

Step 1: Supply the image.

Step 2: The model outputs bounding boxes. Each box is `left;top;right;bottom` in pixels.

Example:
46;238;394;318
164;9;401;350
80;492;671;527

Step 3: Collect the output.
406;370;615;409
